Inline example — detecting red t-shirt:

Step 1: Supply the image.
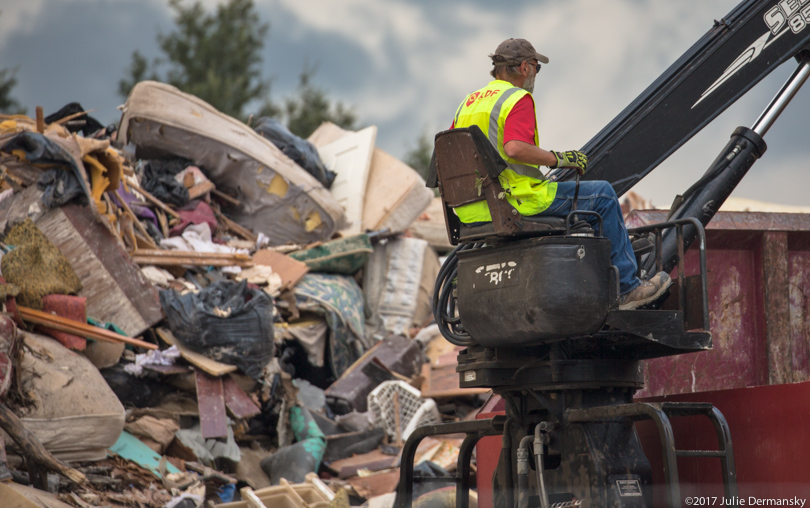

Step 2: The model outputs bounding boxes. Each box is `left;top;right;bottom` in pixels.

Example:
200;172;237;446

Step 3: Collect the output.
451;94;536;147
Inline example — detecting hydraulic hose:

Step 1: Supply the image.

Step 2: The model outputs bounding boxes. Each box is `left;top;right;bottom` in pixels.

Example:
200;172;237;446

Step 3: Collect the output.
432;243;478;346
516;435;534;508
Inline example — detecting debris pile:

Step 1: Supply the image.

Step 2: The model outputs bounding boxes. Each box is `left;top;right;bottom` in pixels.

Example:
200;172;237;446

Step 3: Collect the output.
0;83;485;508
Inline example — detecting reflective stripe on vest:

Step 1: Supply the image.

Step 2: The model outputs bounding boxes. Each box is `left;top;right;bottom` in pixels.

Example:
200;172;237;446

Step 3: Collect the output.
452;80;557;223
454;81;543;179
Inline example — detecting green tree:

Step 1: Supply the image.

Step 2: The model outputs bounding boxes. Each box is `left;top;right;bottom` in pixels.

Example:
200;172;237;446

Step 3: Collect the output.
118;0;270;120
0;66;25;115
273;69;357;139
117;51;158;100
404;131;433;180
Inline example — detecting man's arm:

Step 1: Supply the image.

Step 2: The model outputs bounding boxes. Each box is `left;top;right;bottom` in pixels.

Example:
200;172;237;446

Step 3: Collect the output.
503;140;558;167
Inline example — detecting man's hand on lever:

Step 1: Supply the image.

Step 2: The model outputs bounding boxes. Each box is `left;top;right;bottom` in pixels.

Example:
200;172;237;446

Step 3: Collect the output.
551;150;588;175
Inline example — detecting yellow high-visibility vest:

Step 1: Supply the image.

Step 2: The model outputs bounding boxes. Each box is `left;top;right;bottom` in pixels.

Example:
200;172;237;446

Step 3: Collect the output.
452;80;557;223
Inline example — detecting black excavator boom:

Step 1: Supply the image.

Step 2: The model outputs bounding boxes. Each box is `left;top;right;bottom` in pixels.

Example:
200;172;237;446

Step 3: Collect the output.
558;0;810;197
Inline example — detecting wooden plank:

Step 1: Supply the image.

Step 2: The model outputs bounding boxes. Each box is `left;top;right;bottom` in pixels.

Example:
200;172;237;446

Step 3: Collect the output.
127;182;180;218
18;306;157;350
131;255;252;267
35;106;44;133
347;470;400;499
187;180;216;200
252;249;309;290
420;362;490;399
214;209;257;242
143;364;192;375
156;328;237;377
328;449;399;479
115;191;158;249
222;375;261;419
132;249;251;260
195;369;228;439
34;203;164;337
212;189;242;208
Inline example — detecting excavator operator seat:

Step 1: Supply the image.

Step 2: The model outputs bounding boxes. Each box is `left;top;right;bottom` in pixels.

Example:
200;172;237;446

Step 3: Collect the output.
432;125;566;245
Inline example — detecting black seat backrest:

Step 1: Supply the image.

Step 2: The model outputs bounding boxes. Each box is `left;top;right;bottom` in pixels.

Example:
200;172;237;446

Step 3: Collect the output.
431;125;565;245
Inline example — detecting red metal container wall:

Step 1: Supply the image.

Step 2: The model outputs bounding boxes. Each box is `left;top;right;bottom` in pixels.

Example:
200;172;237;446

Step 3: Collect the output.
626;211;810;397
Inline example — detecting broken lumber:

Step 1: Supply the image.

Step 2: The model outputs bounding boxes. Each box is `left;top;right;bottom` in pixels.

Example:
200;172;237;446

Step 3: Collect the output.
0;401;87;486
155;328;237;377
131;249;252;267
115;191;158;250
214;209;257;242
187;180;216;200
195;369;228;439
212;188;241;207
127;182;180;218
222;376;261;419
18;307;157;350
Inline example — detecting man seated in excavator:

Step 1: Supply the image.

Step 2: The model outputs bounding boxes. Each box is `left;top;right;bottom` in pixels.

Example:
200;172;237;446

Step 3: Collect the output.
449;38;670;309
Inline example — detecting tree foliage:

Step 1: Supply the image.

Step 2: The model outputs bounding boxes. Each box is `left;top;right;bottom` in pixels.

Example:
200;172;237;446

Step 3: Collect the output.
118;0;270;120
273;69;357;139
404;131;433;181
0;66;25;115
118;0;359;136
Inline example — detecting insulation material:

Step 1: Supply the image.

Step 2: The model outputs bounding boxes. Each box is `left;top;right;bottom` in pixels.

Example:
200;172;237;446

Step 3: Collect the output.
1;219;82;310
119;81;346;245
363;237;441;339
1;332;125;462
367;380;441;441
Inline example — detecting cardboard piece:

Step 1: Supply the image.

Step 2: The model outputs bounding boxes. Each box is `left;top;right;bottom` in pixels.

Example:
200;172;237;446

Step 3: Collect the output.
252;249;309;290
316;126;377;235
407;196;454;253
309;122;433;234
0;482;76;508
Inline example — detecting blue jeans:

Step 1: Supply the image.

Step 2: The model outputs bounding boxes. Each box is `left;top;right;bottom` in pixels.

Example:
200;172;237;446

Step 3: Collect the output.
536;180;640;295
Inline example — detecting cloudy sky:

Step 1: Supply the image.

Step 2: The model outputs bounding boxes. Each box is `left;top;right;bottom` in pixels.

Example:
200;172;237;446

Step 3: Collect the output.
1;0;808;208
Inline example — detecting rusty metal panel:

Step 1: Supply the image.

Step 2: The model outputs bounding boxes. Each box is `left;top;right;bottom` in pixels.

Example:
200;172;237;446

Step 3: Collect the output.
788;250;810;383
761;232;791;385
631;210;810;397
638;247;768;397
626;210;810;232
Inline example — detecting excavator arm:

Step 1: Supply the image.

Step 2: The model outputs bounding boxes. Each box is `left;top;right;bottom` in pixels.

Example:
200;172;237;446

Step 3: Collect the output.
560;0;810;196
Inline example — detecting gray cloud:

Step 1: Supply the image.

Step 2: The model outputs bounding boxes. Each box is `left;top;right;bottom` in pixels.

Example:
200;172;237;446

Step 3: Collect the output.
1;0;808;208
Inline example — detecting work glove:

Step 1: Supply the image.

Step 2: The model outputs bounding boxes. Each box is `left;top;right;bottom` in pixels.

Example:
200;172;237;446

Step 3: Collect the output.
551;150;588;174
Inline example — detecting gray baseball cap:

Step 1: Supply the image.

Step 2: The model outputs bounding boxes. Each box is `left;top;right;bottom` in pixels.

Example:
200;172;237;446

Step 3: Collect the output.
489;38;549;66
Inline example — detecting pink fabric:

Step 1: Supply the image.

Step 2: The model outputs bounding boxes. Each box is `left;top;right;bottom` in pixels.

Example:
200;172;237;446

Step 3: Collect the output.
169;200;218;237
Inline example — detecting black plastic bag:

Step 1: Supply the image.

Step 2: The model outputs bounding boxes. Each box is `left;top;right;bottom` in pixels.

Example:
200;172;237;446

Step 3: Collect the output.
159;280;274;379
2;132;92;207
37;169;88;207
139;158;191;207
44;102;106;137
254;117;336;188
